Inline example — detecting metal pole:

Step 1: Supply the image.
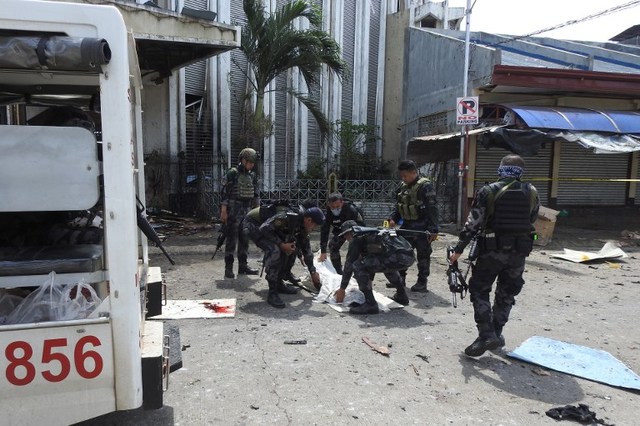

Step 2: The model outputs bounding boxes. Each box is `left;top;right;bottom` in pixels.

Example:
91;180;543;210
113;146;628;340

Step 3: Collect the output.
457;0;472;227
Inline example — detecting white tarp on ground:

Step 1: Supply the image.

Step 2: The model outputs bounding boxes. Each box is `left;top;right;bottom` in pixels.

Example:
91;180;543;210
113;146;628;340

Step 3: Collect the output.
508;336;640;391
310;255;403;313
550;241;628;263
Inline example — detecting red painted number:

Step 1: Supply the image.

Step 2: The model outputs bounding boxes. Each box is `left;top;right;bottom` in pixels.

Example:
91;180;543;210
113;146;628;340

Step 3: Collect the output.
5;336;104;386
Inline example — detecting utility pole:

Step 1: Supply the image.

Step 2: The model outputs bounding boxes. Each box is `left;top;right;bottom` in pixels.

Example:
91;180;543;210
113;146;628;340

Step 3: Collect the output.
457;0;472;227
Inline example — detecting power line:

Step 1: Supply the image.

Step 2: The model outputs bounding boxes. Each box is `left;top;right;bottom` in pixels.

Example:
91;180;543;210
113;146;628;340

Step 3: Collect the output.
485;0;640;46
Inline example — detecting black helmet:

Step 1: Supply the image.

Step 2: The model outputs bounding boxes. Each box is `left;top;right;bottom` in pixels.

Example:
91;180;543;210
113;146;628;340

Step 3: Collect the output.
339;220;358;236
238;147;258;163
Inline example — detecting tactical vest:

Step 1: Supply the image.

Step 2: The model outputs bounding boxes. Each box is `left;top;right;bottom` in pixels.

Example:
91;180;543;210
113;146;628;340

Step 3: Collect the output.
361;232;415;273
236;171;255;200
397;177;430;221
485;180;536;235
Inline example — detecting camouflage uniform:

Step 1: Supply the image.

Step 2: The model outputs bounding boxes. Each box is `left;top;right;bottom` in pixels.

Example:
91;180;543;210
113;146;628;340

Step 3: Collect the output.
220;162;259;277
340;227;414;313
255;208;323;307
320;201;364;274
453;175;539;353
390;175;439;291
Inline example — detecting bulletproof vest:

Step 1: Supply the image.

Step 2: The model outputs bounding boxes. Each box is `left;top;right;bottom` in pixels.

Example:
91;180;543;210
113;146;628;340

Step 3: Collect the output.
235;171;255;200
486;180;535;235
361;232;415;273
396;177;430;221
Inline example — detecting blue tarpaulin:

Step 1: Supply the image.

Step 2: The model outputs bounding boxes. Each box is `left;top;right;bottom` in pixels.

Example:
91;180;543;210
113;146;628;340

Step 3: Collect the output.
508;336;640;391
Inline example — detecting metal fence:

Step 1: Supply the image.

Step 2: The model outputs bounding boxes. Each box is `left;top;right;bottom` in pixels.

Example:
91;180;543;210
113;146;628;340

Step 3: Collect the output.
164;163;459;225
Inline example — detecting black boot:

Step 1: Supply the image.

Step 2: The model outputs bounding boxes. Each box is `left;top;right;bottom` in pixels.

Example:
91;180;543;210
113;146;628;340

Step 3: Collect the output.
391;285;409;306
350;289;379;315
464;324;501;357
267;281;285;308
276;281;298;294
282;271;301;284
238;264;259;275
410;279;428;293
224;255;235;279
494;325;506;348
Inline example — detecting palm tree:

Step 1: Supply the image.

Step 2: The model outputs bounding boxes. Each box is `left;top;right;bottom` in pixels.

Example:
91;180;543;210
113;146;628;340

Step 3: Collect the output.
239;0;345;147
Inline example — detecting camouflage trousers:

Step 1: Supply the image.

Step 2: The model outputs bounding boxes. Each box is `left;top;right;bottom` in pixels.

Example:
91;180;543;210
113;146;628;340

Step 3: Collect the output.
400;234;432;284
247;225;295;282
351;257;404;292
468;250;527;337
224;199;253;266
328;234;347;267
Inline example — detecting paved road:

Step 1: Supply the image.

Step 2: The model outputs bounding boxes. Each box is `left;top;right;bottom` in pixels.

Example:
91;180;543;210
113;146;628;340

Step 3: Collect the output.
76;224;640;425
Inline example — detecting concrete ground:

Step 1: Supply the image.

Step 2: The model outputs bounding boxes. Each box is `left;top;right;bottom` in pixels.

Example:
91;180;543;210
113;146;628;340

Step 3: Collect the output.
76;208;640;425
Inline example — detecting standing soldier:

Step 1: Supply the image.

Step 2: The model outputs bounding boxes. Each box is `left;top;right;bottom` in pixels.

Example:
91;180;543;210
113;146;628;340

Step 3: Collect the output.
389;160;439;293
449;154;539;357
219;148;260;279
256;206;325;308
334;221;415;314
318;192;365;274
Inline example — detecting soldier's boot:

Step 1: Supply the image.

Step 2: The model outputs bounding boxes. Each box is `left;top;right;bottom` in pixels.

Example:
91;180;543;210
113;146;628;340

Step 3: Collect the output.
224;255;235;279
350;289;379;315
282;271;301;284
494;325;506;348
391;270;407;288
410;278;428;293
238;264;259;275
390;284;410;306
266;280;285;308
276;280;298;294
464;324;501;357
330;257;343;275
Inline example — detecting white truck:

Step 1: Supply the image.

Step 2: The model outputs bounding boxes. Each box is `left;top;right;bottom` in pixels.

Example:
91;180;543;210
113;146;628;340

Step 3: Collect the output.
0;1;238;424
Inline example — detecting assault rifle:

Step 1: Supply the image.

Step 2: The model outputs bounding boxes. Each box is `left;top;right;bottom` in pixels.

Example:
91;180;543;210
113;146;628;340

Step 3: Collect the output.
350;225;431;239
446;246;467;308
210;223;226;260
136;198;176;265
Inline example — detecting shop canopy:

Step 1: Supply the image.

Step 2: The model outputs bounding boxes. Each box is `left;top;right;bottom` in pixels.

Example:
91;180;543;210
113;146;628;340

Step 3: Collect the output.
407;105;640;163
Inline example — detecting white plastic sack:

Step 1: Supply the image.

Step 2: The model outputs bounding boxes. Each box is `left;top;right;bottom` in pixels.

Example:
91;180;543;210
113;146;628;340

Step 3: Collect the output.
313;257;365;306
5;271;101;324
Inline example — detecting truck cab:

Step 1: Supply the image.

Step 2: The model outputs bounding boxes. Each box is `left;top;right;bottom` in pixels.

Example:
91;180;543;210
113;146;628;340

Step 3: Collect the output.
0;1;238;424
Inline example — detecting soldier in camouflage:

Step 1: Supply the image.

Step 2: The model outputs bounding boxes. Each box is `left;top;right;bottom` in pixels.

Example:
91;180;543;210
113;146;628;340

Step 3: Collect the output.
334;220;413;315
389;160;439;292
449;154;539;357
220;148;260;279
255;206;325;308
318;192;365;274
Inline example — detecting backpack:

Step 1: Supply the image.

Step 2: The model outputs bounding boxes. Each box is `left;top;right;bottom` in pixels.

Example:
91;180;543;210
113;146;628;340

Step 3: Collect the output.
362;231;415;273
343;198;366;225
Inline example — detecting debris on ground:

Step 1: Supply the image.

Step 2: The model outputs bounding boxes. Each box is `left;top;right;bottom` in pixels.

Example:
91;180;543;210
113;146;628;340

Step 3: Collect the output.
362;337;390;356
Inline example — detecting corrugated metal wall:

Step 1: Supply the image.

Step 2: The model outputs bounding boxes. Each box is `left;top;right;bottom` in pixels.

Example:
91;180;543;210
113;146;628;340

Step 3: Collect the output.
183;0;208;97
557;142;629;206
367;0;381;129
340;0;355;123
474;144;552;206
229;1;248;164
274;73;289;180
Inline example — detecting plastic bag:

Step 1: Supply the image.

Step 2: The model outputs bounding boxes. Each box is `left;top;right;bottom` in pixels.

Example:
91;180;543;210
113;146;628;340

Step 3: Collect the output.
5;271;101;324
0;290;24;325
312;254;365;306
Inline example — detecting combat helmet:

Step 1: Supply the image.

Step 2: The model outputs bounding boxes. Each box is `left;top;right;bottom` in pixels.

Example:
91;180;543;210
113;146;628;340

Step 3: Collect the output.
339;220;358;237
238;147;258;163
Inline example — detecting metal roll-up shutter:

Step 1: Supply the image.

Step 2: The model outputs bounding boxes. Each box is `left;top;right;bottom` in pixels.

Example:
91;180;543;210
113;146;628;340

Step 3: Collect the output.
341;0;356;123
635;157;640;205
557;142;628;206
474;145;551;206
274;73;288;180
183;0;208;97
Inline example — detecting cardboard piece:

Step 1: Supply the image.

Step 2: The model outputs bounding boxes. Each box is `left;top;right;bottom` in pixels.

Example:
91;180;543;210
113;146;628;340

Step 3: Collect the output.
534;206;560;246
147;299;236;319
550;241;628;263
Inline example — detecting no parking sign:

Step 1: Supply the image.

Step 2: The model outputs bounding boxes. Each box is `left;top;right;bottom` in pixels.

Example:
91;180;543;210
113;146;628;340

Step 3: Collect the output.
456;96;479;125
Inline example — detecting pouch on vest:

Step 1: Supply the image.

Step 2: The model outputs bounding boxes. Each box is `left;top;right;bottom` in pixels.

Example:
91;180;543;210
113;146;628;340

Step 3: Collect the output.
363;233;415;273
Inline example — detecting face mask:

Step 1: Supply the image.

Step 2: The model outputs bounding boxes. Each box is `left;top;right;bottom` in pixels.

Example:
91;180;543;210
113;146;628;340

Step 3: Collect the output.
331;208;342;216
